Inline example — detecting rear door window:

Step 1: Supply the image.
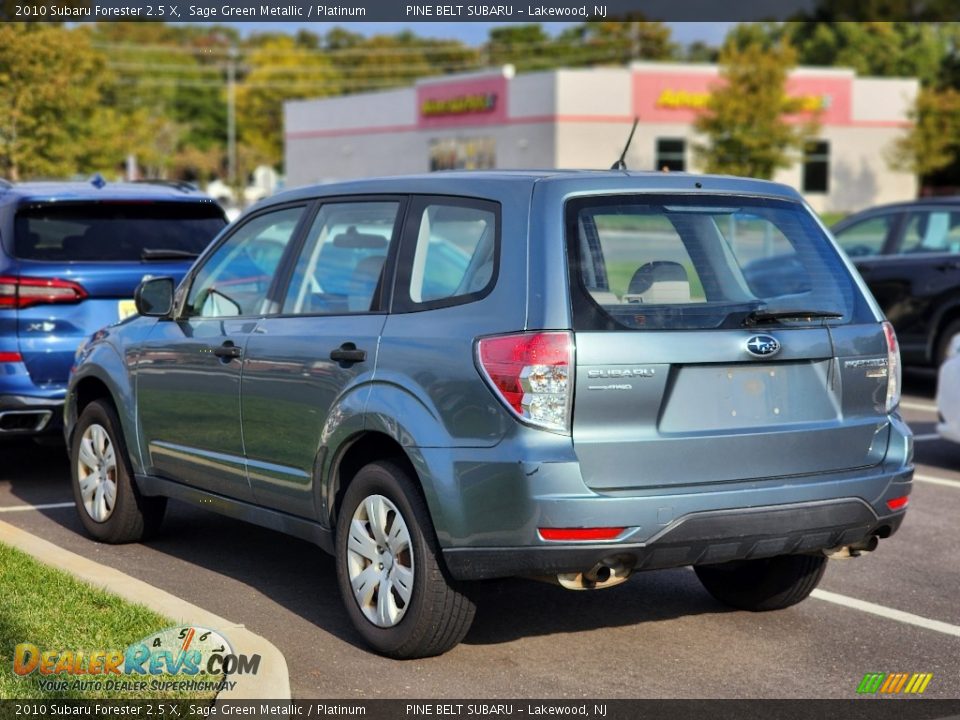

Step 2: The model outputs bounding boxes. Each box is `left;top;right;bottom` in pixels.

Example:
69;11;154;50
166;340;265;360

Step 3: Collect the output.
896;210;960;255
13;202;226;261
281;200;402;315
568;194;872;331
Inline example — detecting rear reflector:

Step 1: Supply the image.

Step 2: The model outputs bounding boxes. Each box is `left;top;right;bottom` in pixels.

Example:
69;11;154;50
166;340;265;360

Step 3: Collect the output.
0;276;87;309
886;496;909;511
476;331;574;433
0;352;22;363
539;527;624;541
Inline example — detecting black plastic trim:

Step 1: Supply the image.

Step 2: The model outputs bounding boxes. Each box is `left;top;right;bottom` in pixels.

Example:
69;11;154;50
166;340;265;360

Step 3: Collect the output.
442;500;904;581
135;474;333;553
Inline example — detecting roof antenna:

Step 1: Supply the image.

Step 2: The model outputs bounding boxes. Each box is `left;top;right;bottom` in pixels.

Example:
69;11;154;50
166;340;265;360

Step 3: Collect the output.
610;117;639;171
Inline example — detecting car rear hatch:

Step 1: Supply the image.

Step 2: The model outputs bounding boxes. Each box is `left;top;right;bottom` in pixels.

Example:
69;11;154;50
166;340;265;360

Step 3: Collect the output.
566;193;894;491
6;200;226;388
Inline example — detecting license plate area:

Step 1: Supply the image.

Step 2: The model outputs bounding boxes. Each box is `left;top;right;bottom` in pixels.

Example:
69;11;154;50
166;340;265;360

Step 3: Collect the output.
659;361;837;432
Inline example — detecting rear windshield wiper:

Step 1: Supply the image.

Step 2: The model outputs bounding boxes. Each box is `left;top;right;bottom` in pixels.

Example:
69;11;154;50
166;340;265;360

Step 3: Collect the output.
141;248;200;261
742;309;843;327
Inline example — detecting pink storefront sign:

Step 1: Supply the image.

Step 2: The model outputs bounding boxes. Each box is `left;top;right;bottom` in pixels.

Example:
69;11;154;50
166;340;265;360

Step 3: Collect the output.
632;70;853;125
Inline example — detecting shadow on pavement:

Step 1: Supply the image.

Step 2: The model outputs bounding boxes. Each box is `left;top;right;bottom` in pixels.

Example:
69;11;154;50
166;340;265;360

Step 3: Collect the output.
1;439;732;653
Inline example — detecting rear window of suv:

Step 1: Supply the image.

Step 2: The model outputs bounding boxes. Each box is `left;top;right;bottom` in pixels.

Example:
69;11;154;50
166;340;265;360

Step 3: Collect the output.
567;194;873;331
13;202;226;262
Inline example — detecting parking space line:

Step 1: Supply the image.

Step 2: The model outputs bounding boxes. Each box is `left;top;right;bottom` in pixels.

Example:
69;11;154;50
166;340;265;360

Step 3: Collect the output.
0;502;74;513
900;400;937;413
914;473;960;490
811;589;960;638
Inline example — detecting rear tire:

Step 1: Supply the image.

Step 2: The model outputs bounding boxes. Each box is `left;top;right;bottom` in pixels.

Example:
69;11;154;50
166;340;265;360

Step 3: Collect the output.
694;553;827;611
70;400;166;543
335;460;475;658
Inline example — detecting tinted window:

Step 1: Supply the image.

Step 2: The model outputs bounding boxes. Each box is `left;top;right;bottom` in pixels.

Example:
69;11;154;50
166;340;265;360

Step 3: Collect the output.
14;203;225;261
569;195;871;331
283;201;400;315
185;207;303;318
406;201;497;306
897;210;960;255
833;215;893;257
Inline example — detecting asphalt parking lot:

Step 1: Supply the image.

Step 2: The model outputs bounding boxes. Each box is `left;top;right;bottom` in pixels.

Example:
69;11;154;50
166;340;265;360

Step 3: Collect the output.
1;371;958;699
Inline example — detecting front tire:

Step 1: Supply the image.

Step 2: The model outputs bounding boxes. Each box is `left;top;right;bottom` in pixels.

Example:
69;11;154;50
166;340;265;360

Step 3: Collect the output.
694;553;827;611
335;460;475;658
71;400;166;543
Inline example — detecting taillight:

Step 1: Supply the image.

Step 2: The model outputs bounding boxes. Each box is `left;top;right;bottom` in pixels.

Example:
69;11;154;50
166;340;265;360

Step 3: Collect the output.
883;321;901;413
0;352;22;363
476;331;574;433
0;276;87;309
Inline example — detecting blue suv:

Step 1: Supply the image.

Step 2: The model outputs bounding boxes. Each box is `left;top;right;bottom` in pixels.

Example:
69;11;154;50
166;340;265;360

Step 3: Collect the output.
66;172;912;658
0;178;226;438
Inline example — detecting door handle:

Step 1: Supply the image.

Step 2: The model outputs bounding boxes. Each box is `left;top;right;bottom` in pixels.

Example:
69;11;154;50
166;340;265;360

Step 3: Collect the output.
213;341;242;360
330;342;366;364
935;260;960;271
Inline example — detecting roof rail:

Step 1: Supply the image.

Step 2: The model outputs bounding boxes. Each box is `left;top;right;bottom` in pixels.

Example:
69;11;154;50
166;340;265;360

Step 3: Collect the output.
132;179;198;193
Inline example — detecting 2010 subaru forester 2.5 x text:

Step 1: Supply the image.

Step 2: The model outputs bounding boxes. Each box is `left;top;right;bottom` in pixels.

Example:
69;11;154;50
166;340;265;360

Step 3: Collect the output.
65;171;913;658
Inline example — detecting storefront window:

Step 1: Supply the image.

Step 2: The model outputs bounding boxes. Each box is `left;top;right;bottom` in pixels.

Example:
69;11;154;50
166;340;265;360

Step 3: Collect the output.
655;138;686;172
429;137;496;171
803;140;830;193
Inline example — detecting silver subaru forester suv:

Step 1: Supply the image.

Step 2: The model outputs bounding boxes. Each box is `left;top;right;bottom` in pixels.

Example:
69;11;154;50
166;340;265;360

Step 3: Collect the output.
66;171;913;658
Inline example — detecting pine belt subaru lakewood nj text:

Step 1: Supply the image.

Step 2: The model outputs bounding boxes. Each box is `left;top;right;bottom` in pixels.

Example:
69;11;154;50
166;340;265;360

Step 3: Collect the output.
65;171;913;658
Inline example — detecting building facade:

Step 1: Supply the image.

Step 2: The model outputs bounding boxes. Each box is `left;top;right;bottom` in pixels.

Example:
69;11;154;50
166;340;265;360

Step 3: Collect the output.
285;62;919;213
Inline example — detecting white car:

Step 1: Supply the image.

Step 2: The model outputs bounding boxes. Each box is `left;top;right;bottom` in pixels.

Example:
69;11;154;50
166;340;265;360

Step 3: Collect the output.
937;335;960;443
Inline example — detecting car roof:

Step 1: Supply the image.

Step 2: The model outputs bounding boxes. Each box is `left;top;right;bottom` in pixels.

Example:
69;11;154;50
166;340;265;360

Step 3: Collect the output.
264;170;805;207
0;178;219;205
835;196;960;225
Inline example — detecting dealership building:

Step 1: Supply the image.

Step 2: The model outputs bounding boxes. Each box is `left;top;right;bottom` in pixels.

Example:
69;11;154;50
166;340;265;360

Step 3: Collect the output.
284;62;919;213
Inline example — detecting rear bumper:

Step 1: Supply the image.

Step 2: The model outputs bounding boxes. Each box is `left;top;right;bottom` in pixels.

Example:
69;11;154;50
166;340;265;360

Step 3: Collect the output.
443;499;906;580
0;393;64;435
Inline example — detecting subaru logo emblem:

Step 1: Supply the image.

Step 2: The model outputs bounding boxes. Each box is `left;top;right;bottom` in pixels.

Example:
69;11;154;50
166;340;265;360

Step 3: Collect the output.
745;335;781;357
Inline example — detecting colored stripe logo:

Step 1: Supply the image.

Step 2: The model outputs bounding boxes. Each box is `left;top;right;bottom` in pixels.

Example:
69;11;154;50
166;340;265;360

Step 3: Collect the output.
857;672;933;694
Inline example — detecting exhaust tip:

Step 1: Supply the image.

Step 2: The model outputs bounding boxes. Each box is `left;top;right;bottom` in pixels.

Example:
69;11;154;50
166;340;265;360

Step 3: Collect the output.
556;558;631;590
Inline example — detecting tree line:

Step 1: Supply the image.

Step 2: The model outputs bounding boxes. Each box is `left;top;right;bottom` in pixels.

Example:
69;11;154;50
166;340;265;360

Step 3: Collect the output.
0;21;958;190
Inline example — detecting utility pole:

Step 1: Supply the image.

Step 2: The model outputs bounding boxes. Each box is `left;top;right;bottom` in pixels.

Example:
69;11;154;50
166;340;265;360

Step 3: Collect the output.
227;46;238;189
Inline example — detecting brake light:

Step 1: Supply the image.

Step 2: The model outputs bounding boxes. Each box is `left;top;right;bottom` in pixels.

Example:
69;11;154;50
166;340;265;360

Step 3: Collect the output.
0;352;22;363
886;496;909;511
539;527;625;541
0;276;87;309
883;321;901;413
476;331;574;433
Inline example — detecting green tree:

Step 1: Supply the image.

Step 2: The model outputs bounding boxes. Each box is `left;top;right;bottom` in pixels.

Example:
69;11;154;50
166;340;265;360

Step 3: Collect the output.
888;87;960;177
235;36;338;175
784;22;952;86
693;35;819;179
0;25;108;180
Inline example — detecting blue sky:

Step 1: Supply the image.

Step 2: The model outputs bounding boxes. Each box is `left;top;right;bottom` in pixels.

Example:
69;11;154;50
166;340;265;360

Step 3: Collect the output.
215;21;734;46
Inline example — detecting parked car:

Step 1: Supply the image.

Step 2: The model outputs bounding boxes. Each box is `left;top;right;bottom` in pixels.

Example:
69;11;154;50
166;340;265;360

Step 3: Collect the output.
65;171;913;658
0;178;228;438
832;198;960;366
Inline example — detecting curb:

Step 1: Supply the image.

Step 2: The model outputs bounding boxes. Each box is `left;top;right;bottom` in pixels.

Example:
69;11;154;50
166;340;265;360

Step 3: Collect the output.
0;519;290;701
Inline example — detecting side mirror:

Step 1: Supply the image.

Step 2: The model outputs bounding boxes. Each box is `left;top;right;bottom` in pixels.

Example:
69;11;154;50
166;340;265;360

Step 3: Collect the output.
134;277;175;317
